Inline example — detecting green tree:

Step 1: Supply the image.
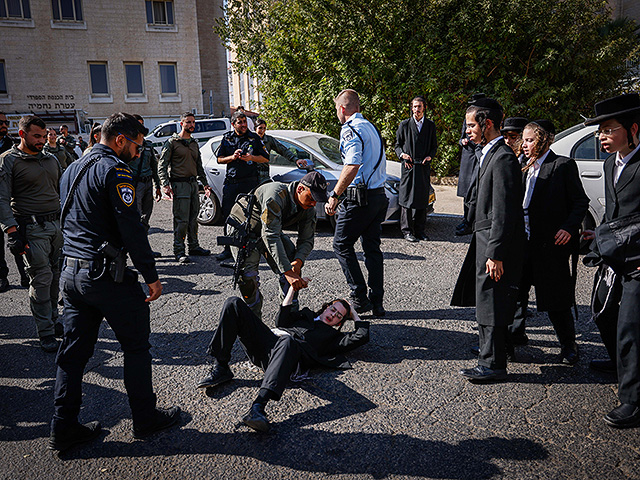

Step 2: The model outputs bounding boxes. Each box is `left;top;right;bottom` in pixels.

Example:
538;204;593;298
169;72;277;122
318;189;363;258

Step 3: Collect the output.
218;0;640;176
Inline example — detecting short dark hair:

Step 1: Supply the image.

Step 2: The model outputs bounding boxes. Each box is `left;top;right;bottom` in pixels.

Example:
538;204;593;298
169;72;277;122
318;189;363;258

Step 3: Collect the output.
411;96;426;107
19;115;46;132
132;114;144;123
255;118;266;127
231;111;246;124
180;112;195;121
466;105;503;144
316;298;352;329
236;105;245;110
101;113;147;141
60;124;68;129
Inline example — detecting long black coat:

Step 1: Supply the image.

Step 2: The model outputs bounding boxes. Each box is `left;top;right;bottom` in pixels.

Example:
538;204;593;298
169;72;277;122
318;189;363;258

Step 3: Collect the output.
275;305;370;369
394;117;437;209
451;139;525;327
604;148;640;221
457;119;478;197
524;152;589;311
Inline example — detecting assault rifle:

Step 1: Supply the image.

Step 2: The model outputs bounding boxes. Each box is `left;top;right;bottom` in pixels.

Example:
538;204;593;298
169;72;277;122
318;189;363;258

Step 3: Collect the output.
217;194;258;288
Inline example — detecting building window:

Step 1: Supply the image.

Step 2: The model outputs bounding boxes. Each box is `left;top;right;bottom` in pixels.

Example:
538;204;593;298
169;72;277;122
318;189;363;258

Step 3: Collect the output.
124;63;144;96
0;61;7;94
146;0;173;25
159;63;177;95
0;0;31;19
88;62;109;95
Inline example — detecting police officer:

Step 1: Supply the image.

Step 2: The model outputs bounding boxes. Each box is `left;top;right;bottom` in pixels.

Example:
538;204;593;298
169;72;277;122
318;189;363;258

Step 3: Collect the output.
215;110;269;261
129;115;161;236
0;111;22;292
225;171;324;318
49;113;180;453
157;112;213;264
325;89;388;317
57;124;78;161
0;116;63;352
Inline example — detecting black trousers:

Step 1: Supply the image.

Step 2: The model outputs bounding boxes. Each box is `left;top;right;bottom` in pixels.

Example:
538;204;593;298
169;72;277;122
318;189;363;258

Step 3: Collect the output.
594;270;640;405
207;297;301;400
52;263;157;430
400;207;427;236
478;324;509;370
333;193;388;306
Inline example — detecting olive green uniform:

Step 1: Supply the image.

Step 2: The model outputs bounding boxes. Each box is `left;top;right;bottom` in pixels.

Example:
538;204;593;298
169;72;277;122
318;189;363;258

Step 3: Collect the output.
0;146;63;339
128;139;161;230
57;134;78;160
158;133;210;257
43;143;72;171
228;180;316;318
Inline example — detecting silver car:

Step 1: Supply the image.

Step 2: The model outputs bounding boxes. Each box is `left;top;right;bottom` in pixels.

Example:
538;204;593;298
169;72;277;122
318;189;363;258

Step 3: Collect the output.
196;130;435;227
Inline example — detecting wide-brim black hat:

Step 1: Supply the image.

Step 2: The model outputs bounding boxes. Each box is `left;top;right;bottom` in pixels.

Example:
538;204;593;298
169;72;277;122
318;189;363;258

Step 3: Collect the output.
584;93;640;126
500;117;529;133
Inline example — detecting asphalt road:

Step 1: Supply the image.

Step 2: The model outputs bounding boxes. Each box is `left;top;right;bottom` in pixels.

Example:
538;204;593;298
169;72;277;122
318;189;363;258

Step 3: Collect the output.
1;189;637;480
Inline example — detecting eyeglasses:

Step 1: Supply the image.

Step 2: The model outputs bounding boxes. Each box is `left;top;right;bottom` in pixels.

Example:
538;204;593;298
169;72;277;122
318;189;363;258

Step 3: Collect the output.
0;120;9;126
328;304;344;321
594;126;623;137
118;132;143;153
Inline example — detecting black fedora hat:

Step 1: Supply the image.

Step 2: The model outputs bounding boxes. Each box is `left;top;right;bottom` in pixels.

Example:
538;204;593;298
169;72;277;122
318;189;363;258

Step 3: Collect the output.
468;93;486;104
472;97;503;111
500;117;529;133
584;93;640;126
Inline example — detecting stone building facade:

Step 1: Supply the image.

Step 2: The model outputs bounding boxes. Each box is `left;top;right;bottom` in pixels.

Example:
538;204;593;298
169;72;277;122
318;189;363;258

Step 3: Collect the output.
0;0;228;130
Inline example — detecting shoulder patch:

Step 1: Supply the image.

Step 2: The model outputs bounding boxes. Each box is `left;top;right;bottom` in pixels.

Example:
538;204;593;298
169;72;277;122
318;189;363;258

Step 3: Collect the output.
342;130;354;142
116;183;135;207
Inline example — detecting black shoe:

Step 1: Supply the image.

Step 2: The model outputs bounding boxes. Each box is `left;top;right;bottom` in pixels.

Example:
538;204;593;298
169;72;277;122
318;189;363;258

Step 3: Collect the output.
460;365;507;382
54;322;64;338
0;278;9;293
590;358;616;374
604;404;640;429
404;233;418;243
242;404;269;432
510;334;529;346
197;362;234;389
152;251;162;258
416;233;429;241
353;299;373;314
49;421;101;452
455;223;473;236
40;335;59;353
456;221;468;231
557;345;579;365
189;247;210;256
216;249;233;262
175;255;190;264
372;305;386;317
133;406;181;439
20;275;29;288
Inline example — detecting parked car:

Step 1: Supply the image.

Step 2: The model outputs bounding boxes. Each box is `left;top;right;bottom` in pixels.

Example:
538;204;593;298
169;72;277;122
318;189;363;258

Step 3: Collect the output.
146;117;231;154
196;130;436;227
550;123;606;232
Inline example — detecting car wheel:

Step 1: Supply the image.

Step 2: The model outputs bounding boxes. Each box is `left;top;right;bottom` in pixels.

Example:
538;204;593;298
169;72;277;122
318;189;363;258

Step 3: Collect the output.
197;192;222;225
579;212;596;254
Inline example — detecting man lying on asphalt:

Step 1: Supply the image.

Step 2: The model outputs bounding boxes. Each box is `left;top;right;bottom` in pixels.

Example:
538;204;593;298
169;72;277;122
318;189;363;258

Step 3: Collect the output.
197;283;370;432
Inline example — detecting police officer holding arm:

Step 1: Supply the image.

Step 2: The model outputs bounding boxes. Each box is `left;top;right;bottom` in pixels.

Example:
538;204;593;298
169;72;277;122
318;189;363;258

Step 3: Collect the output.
325;89;388;317
49;113;180;453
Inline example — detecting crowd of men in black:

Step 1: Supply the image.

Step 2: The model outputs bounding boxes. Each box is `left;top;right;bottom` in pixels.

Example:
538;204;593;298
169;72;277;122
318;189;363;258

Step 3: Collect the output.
0;87;639;454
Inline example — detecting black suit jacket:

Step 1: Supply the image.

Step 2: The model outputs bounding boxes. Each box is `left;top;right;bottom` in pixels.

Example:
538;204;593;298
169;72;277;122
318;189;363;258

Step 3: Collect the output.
524;152;588;311
275;305;369;369
394;117;437;209
603;148;640;221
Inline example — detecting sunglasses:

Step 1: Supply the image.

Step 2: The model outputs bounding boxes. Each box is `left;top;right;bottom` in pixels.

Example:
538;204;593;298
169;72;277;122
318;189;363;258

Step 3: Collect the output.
118;133;143;153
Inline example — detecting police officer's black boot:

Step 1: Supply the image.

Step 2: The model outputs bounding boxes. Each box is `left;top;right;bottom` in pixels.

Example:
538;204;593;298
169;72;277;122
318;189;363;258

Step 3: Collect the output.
216;246;232;262
49;420;102;453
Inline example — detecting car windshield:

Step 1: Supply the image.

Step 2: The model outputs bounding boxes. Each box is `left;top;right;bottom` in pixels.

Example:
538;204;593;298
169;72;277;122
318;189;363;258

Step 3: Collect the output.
296;135;342;165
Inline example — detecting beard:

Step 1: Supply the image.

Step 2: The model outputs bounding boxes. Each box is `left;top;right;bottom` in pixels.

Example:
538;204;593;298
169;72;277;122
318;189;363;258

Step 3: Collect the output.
26;140;44;152
119;147;136;163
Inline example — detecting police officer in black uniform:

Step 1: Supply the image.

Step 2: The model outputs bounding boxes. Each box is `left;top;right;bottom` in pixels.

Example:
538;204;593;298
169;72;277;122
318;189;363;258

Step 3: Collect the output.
49;113;180;453
215;110;269;261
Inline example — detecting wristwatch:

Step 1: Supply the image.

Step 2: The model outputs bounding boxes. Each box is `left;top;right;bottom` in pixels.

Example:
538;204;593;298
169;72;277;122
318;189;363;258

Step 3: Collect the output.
329;190;339;199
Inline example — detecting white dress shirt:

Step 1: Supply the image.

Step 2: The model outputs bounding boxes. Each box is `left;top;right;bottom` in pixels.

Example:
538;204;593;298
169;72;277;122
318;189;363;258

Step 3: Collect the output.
478;136;503;168
614;144;640;185
413;116;423;133
523;150;550;238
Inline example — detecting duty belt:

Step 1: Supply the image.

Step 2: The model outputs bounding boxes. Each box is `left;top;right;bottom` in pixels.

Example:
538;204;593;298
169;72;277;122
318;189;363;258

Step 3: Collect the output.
15;211;61;224
346;186;385;194
224;176;258;185
64;257;94;269
170;176;197;182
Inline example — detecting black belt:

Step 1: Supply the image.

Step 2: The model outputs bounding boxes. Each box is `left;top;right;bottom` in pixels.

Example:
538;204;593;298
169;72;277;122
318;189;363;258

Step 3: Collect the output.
16;211;61;224
170;176;196;182
346;186;385;194
64;257;94;269
225;176;258;185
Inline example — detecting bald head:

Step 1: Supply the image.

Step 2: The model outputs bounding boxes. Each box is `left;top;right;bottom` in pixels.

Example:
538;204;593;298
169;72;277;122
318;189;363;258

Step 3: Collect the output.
334;89;361;124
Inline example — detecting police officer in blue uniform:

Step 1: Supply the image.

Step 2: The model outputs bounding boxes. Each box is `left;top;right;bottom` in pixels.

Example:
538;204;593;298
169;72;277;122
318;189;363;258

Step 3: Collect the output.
215;110;269;261
49;113;180;453
325;89;388;317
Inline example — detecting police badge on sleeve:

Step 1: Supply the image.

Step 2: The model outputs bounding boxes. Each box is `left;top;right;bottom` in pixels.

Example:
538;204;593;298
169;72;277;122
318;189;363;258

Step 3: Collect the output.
117;183;135;206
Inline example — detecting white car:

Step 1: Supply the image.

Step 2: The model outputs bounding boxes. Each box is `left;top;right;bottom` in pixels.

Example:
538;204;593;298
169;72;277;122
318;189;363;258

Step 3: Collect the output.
196;130;436;227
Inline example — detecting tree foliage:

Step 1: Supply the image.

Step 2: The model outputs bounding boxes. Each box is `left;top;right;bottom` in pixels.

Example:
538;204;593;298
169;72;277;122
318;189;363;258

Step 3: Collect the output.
217;0;640;176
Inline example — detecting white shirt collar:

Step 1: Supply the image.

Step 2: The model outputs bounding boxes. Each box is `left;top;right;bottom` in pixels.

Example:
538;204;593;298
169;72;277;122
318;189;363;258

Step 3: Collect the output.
616;144;640;166
479;136;503;166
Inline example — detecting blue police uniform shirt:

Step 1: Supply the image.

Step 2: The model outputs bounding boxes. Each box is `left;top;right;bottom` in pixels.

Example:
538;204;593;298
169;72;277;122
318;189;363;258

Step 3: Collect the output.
216;130;269;182
60;144;158;284
340;112;387;189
